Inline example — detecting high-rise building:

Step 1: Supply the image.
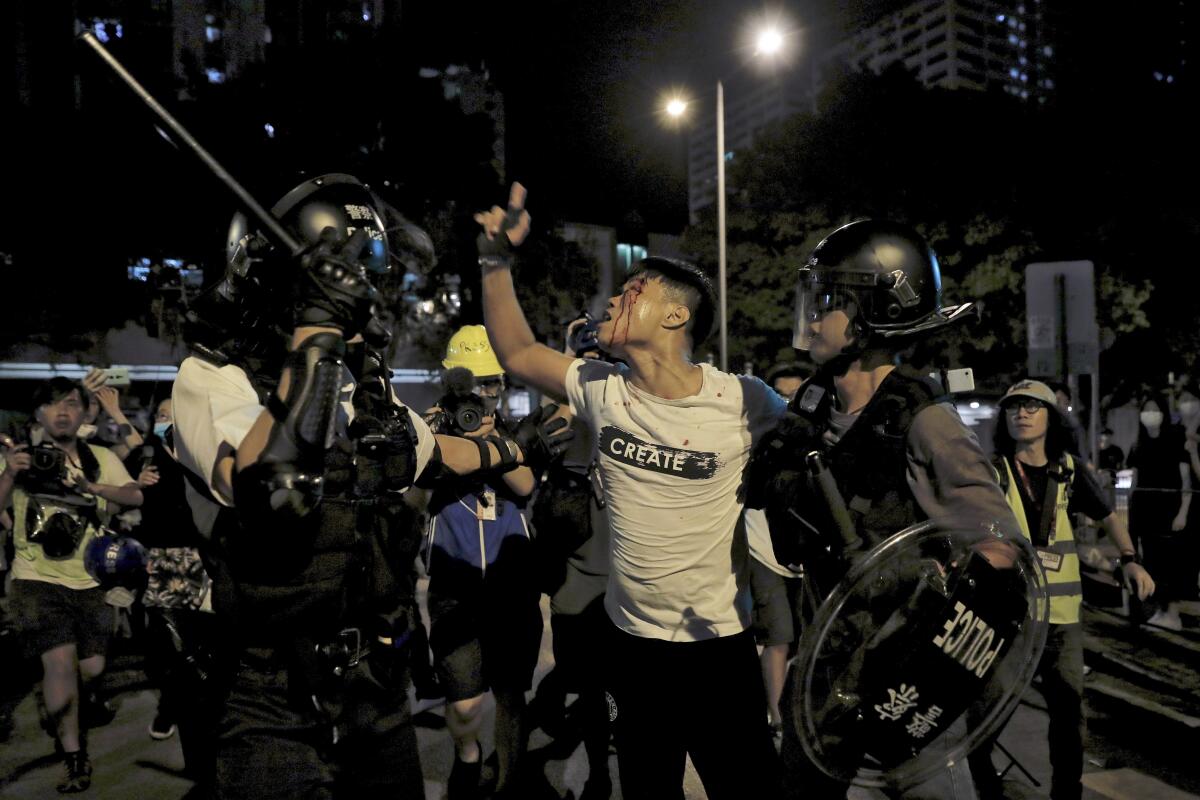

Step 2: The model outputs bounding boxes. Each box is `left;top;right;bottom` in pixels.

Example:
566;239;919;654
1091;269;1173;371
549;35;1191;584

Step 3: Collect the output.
685;72;813;221
822;0;1057;103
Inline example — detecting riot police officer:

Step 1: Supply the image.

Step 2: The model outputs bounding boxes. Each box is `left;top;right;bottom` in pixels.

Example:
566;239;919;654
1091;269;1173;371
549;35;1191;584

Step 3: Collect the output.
747;219;1027;799
171;173;570;797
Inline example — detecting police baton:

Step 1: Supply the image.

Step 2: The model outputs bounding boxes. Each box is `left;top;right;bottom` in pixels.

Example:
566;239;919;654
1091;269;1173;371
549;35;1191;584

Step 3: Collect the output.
77;31;303;257
806;451;864;556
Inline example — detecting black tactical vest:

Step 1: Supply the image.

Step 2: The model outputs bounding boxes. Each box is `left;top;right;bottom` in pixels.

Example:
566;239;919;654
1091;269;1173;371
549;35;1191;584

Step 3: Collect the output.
791;369;941;548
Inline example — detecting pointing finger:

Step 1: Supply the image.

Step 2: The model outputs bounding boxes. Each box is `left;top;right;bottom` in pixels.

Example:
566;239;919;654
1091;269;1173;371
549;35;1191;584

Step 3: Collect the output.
508;183;526;211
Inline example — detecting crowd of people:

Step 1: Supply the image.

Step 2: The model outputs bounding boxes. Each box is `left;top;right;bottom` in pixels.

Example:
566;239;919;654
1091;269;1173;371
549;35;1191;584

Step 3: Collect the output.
0;176;1196;800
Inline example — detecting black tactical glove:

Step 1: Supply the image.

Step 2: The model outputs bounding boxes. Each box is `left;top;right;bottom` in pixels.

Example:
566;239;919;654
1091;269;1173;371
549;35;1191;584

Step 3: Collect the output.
511;403;574;470
294;228;391;347
744;411;823;509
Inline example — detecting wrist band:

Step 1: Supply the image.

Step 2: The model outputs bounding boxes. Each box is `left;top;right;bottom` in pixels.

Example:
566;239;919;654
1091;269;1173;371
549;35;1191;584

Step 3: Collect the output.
117;423;133;438
1120;552;1140;566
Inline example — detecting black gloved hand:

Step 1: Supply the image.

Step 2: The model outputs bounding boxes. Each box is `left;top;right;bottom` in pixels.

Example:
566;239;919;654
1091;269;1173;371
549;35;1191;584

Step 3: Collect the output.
512;403;574;469
743;411;822;509
474;183;531;268
294;228;391;347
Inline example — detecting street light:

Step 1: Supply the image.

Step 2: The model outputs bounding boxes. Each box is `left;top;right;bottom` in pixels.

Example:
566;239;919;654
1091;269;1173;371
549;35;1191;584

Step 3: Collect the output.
664;23;790;372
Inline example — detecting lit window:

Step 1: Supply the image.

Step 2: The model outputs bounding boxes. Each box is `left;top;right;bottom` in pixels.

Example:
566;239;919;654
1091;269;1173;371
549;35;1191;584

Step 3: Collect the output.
264;123;275;138
1019;55;1028;66
1008;34;1019;45
1043;45;1053;56
1010;67;1020;78
93;21;110;43
115;23;123;38
1154;71;1164;81
1167;74;1175;83
205;68;226;84
996;13;1006;21
205;25;221;42
725;151;735;161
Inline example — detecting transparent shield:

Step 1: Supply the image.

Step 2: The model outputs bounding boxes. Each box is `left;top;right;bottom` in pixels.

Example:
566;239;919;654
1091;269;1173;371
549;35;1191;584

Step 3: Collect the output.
792;521;1049;790
792;270;860;351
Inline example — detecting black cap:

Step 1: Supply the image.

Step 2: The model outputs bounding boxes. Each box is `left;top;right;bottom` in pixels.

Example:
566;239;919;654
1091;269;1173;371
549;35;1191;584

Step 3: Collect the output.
632;257;719;346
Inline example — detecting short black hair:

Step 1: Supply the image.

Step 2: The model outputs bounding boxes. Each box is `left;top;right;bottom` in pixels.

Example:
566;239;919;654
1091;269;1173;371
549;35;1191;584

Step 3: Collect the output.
766;362;812;385
993;397;1076;460
31;377;85;413
630;257;718;345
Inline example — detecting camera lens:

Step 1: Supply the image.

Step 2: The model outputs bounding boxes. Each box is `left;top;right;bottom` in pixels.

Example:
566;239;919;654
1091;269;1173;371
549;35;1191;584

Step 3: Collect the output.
456;406;482;433
32;449;56;471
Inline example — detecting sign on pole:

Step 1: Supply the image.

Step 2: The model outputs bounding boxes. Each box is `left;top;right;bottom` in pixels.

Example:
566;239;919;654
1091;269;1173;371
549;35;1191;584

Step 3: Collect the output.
1025;261;1099;378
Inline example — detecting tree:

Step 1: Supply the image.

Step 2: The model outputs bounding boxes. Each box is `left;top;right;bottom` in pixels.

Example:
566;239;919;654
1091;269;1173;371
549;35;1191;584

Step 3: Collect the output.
681;66;1162;388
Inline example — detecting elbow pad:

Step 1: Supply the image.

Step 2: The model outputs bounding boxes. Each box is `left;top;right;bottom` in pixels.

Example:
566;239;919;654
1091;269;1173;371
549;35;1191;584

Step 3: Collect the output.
233;331;345;526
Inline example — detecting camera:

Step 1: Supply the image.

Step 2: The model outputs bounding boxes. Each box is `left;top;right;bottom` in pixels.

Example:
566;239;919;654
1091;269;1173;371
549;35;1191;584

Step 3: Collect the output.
19;443;68;496
435;367;488;435
441;393;486;435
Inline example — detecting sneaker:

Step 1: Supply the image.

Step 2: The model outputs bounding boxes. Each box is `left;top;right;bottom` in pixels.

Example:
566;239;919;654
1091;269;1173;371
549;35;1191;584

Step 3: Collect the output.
149;713;177;740
57;751;92;794
1147;609;1183;631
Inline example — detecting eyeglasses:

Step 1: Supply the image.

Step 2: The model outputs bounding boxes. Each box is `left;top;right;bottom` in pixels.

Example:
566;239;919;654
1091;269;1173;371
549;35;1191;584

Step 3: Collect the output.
475;377;505;396
1005;399;1046;415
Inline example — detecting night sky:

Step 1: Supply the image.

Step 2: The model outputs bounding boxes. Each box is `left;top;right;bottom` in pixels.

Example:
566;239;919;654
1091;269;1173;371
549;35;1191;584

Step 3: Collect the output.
401;0;880;232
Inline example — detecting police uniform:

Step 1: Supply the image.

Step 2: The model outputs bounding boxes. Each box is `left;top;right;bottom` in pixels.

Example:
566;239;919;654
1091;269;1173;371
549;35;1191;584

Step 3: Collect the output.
172;352;435;798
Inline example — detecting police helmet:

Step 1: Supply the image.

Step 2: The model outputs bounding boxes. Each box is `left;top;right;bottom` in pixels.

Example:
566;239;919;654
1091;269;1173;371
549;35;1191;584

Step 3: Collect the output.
792;220;975;351
227;173;392;281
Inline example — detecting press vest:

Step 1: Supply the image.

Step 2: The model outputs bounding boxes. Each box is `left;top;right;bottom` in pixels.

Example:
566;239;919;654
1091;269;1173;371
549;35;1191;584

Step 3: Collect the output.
998;454;1082;625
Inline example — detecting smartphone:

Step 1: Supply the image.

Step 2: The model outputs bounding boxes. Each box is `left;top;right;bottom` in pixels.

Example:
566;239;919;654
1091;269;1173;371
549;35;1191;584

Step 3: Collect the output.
102;367;131;388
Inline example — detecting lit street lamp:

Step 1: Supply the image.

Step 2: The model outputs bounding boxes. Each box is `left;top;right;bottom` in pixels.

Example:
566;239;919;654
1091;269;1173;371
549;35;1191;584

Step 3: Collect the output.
663;22;790;372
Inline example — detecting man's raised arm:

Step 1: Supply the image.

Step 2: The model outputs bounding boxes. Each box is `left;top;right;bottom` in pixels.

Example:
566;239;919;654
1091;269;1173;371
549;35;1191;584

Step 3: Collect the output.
476;183;575;399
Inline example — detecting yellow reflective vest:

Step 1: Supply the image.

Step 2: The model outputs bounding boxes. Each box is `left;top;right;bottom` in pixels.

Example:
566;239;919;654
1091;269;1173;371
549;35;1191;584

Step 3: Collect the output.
1000;453;1082;626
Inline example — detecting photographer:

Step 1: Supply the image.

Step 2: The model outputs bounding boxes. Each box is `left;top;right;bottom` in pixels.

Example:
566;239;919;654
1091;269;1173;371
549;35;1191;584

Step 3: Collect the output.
423;325;544;800
0;377;143;793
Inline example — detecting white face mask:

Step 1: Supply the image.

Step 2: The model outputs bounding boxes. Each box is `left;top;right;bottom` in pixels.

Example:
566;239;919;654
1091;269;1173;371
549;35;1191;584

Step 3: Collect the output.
1140;411;1164;429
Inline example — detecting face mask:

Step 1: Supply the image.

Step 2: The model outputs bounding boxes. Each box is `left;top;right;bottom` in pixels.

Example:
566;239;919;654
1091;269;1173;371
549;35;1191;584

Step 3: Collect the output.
1140;411;1164;428
77;423;98;440
153;422;172;439
1178;400;1200;417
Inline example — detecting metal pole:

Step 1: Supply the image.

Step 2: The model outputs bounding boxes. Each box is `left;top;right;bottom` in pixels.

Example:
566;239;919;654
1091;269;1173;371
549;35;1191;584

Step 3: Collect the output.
717;80;728;372
78;31;303;256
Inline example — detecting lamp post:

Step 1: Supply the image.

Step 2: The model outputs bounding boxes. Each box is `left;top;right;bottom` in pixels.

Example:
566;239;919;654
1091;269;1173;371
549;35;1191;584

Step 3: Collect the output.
663;24;788;373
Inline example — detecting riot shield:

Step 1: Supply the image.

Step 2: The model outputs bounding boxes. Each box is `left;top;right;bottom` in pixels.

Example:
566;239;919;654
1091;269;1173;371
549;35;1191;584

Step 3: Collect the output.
792;520;1049;789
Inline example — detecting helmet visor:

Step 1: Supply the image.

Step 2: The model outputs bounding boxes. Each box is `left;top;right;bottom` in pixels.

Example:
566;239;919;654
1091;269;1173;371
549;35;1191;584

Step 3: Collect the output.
792;268;860;351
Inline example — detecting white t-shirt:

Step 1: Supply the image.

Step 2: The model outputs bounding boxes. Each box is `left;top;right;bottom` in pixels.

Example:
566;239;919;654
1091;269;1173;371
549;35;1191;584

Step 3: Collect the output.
565;359;787;641
172;356;435;506
745;508;802;578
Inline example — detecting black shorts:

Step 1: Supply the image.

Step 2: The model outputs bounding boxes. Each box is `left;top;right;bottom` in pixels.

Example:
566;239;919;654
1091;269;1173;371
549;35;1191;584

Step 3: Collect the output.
427;587;543;702
9;579;112;660
748;558;804;648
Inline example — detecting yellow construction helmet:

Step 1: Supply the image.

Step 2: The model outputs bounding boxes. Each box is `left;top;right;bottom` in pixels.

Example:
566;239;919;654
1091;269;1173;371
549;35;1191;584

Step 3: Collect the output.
442;324;504;377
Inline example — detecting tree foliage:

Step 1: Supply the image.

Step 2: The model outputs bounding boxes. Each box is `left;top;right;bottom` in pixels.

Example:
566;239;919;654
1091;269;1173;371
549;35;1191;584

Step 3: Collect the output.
681;65;1181;389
